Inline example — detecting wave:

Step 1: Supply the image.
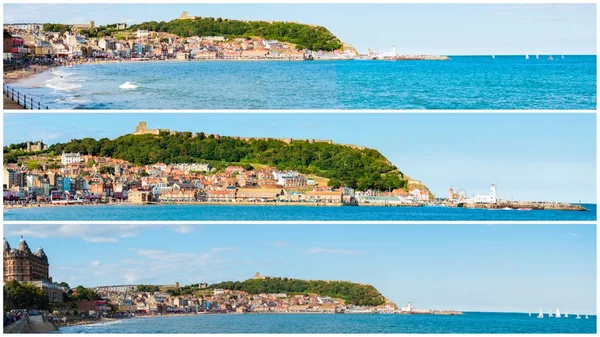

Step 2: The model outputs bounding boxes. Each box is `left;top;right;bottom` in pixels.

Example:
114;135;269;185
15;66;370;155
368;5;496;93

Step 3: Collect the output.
50;70;72;78
78;319;125;328
45;76;82;91
119;81;139;90
54;96;89;104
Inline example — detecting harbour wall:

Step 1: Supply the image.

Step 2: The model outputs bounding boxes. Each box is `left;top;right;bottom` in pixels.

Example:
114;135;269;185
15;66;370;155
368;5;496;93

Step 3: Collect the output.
448;202;587;211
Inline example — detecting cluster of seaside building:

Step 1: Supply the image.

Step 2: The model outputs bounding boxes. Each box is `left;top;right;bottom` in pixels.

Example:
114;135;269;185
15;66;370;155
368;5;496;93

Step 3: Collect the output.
3;153;430;206
93;286;398;315
3;13;357;62
4;237;460;321
3;123;432;206
447;183;497;204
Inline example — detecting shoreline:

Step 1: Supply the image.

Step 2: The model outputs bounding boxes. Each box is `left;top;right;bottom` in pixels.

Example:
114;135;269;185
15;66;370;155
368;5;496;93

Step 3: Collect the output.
1;56;439;90
59;310;464;329
3;201;591;211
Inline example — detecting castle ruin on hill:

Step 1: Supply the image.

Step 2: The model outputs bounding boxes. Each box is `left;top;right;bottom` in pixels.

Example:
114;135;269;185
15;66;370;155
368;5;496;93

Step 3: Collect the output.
130;121;366;150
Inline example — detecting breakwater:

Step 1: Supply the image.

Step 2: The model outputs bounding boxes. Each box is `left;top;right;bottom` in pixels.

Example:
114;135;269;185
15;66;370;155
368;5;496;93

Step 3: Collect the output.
393;55;450;60
448;202;587;211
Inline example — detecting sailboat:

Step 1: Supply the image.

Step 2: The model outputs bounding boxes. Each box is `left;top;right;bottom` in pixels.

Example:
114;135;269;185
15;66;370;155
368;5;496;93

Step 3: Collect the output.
565;312;568;318
492;54;495;59
528;312;531;317
536;53;539;59
537;309;543;318
525;53;529;59
548;55;554;61
561;55;564;59
576;314;581;319
556;308;561;318
549;310;553;318
585;315;589;319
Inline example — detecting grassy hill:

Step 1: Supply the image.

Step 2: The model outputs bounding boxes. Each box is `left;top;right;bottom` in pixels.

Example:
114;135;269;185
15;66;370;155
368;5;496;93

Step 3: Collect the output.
44;16;343;51
40;132;411;191
4;131;433;193
211;277;387;306
129;18;343;51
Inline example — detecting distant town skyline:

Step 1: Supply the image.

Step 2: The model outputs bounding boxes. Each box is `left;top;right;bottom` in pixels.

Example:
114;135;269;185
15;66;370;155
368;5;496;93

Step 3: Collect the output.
3;113;596;203
3;224;596;314
3;3;597;55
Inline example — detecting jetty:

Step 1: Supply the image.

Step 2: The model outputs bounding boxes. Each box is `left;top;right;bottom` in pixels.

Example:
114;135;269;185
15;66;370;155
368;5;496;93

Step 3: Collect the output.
397;310;463;315
396;302;462;315
391;55;449;61
447;201;587;211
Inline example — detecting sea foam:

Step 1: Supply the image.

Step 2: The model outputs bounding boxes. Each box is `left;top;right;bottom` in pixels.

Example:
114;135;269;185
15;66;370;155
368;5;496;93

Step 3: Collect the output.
45;76;82;91
119;82;139;89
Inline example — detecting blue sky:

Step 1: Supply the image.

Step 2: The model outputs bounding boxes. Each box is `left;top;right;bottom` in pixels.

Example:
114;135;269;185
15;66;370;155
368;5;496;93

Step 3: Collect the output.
3;113;596;203
3;3;596;54
2;224;596;314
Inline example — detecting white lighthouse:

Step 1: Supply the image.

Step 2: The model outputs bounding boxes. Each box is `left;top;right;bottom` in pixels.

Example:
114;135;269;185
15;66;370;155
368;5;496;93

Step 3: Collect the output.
472;182;497;204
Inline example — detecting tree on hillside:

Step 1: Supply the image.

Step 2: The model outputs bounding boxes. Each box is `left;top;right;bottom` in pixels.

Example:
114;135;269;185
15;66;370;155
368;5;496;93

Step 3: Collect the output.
44;133;407;191
99;166;115;175
4;280;50;310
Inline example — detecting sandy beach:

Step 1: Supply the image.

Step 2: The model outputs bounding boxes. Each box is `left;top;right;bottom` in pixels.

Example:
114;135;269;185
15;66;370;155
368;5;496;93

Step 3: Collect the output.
3;200;347;210
3;64;56;109
3;64;55;84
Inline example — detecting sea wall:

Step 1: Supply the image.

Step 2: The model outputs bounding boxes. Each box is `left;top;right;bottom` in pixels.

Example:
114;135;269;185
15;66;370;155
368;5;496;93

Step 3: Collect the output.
3;317;30;334
26;314;58;333
459;202;587;211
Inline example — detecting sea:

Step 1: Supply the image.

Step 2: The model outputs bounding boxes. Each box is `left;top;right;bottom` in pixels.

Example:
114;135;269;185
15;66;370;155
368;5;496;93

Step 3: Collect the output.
58;312;596;334
3;204;596;221
9;56;596;109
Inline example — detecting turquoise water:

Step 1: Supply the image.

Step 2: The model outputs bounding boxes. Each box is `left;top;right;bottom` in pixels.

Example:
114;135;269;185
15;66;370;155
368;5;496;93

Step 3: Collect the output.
59;313;596;334
10;56;596;109
4;204;595;221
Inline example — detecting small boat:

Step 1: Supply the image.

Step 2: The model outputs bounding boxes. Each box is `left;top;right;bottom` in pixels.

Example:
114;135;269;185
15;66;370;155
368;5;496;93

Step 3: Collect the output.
565;312;568;318
585;315;589;319
501;207;513;210
561;55;564;59
537;309;544;318
548;55;554;61
576;314;581;319
525;53;529;59
536;54;539;59
549;310;553;318
492;54;495;59
528;312;531;317
517;208;532;211
556;308;561;318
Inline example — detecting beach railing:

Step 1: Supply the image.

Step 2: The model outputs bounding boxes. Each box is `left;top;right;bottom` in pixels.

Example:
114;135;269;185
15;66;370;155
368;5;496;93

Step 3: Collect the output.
3;84;48;110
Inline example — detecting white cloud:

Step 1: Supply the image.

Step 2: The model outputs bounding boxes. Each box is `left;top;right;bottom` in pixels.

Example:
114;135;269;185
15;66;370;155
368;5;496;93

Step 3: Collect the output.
210;247;235;253
137;249;196;262
4;224;195;243
567;232;579;237
271;242;286;248
174;225;193;234
307;248;363;255
83;236;118;243
90;260;101;267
